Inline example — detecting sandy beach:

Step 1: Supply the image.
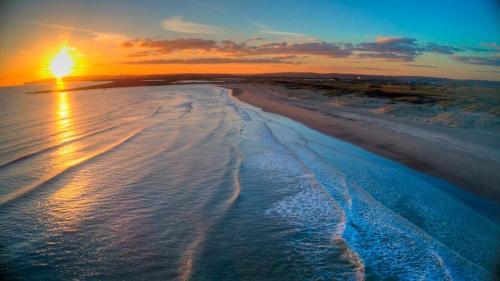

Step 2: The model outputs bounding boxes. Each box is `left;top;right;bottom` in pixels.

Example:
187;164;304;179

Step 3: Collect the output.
226;82;500;202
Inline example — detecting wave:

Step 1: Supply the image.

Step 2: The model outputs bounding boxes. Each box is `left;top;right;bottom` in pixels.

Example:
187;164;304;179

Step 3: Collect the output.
0;121;137;170
0;95;151;151
231;96;496;280
177;123;243;281
344;180;489;280
232;106;363;279
226;143;242;206
0;125;152;206
177;101;193;118
0;99;194;170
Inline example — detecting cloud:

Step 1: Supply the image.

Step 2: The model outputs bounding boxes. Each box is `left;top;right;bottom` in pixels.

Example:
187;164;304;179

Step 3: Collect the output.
123;57;295;64
375;37;414;44
356;37;420;61
93;32;130;44
16;20;94;33
261;30;308;37
123;38;351;58
424;43;457;55
467;42;500;52
123;36;490;66
245;36;265;42
477;70;500;73
251;41;351;57
18;20;129;45
355;36;458;61
352;66;398;71
357;52;416;61
451;55;500;66
481;42;500;51
406;64;438;68
161;16;225;34
123;38;217;53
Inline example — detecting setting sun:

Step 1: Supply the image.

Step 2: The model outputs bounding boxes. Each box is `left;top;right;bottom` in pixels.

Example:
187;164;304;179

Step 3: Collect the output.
49;46;74;78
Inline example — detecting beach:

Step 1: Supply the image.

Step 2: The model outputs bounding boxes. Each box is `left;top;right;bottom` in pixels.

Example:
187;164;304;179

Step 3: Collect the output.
227;82;500;202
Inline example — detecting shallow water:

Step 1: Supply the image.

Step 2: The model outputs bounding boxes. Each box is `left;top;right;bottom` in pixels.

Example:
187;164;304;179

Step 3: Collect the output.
0;84;498;280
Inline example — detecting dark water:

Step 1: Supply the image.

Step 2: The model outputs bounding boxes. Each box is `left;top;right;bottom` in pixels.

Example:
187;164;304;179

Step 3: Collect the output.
0;83;498;280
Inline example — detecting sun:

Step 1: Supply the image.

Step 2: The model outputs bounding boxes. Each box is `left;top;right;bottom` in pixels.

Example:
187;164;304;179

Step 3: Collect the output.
49;46;74;78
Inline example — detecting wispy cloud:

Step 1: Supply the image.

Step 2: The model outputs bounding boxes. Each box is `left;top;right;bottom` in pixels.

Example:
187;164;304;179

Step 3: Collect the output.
406;64;438;68
480;42;500;51
375;36;410;44
93;32;130;44
161;16;225;34
17;20;129;44
451;55;500;66
123;38;217;52
16;20;94;33
245;36;265;42
352;66;398;71
123;56;295;65
260;30;308;37
477;70;500;73
252;41;351;57
467;42;500;52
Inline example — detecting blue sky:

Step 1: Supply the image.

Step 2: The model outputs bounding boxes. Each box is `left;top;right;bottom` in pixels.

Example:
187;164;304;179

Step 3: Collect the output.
2;0;498;43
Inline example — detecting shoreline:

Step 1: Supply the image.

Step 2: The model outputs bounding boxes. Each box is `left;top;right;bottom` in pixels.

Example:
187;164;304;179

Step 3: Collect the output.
225;82;500;204
14;78;498;205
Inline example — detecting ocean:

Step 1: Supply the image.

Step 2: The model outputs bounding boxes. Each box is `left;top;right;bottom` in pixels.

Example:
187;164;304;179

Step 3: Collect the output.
0;83;498;280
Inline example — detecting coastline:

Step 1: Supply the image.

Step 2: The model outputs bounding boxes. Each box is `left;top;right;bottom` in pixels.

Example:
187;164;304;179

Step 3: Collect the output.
225;82;500;204
15;77;499;205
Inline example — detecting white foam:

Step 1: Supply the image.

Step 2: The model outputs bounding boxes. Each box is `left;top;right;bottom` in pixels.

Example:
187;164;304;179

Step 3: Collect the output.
232;98;496;280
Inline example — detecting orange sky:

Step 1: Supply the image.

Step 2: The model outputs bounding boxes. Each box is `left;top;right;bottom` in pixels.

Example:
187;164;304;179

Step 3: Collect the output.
2;36;494;87
1;1;498;86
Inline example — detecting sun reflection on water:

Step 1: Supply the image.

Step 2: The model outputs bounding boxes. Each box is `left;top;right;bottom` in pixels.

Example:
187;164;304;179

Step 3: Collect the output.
55;82;76;157
47;79;90;232
53;79;76;147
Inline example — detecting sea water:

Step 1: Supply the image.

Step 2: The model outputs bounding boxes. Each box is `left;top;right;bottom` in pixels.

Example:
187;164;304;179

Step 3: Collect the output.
0;84;498;280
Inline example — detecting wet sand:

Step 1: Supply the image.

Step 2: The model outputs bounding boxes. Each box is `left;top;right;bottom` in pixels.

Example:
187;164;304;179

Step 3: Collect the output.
226;82;500;203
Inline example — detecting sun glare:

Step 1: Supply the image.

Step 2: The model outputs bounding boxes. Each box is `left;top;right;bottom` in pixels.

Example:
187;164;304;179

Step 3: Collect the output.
49;46;74;78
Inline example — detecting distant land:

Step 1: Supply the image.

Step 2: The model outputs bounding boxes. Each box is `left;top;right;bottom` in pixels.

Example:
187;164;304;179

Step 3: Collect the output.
25;73;500;93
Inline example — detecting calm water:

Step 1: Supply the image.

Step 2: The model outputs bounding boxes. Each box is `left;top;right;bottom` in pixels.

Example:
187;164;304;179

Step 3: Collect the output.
0;83;498;280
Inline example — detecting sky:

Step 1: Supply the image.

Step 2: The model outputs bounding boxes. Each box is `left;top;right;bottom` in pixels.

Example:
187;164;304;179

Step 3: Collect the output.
0;0;499;85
